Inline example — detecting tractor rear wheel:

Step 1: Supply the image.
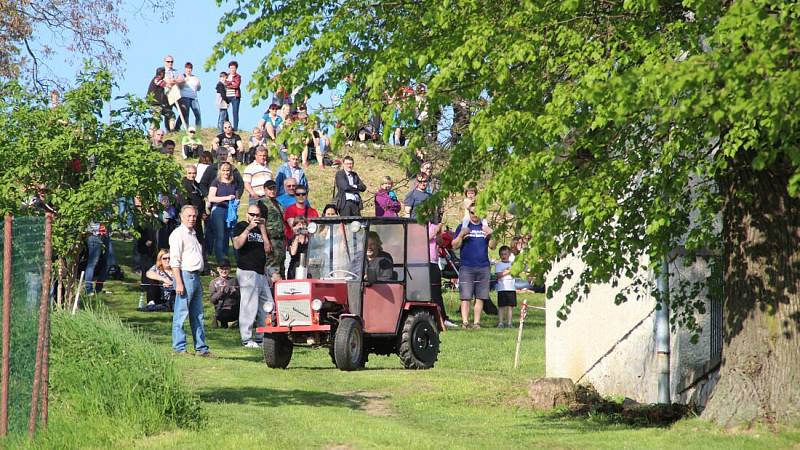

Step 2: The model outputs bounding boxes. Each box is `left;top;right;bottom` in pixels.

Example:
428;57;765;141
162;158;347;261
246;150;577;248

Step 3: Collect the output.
399;310;439;369
334;318;364;371
263;333;293;369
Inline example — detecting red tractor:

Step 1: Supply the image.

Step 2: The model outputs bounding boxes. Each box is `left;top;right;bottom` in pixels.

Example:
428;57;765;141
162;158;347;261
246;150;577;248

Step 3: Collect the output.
257;217;442;370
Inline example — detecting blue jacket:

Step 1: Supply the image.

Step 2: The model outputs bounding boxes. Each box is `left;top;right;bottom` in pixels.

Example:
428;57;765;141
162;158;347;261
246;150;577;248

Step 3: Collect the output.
277;194;309;209
274;163;308;197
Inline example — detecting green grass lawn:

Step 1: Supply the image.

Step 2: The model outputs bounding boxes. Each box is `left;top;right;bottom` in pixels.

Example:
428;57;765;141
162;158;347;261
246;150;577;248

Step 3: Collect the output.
77;240;800;450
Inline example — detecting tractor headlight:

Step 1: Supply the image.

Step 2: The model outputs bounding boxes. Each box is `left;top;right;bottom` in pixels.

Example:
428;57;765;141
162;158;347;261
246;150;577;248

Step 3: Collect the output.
311;298;323;311
264;302;275;313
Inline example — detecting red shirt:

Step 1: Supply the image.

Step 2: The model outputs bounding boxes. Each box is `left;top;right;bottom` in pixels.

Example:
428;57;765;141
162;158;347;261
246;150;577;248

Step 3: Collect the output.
283;204;319;240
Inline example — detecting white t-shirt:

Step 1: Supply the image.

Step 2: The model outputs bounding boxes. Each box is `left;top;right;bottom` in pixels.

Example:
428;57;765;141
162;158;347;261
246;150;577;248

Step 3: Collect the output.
196;163;210;183
495;260;515;291
180;75;200;99
244;162;273;197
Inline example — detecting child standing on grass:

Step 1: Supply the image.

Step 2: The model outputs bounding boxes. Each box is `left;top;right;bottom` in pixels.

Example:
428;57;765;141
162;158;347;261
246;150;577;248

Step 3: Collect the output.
208;259;239;328
495;245;517;328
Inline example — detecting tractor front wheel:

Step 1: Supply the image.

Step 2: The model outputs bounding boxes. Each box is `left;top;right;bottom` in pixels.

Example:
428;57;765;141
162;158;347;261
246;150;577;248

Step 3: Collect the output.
399;310;439;369
334;318;364;371
263;333;293;369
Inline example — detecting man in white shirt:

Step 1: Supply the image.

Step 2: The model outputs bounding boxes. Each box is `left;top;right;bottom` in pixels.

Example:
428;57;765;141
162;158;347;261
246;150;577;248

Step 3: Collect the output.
169;205;211;356
243;147;273;205
177;61;201;129
162;55;183;131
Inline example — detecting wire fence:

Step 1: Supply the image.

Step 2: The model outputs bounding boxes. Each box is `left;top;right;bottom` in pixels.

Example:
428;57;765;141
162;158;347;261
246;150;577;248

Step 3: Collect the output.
0;216;45;436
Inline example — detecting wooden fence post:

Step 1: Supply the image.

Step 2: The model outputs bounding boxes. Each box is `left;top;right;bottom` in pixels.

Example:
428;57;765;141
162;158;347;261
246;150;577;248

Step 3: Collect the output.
28;213;52;439
1;215;12;437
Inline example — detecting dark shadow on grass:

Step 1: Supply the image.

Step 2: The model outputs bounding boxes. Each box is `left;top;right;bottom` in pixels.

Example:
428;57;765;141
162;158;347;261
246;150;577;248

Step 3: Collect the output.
283;366;405;371
197;386;368;410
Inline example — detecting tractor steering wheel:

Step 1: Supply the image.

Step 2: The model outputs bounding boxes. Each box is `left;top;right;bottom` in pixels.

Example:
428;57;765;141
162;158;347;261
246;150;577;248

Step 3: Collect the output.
325;270;359;280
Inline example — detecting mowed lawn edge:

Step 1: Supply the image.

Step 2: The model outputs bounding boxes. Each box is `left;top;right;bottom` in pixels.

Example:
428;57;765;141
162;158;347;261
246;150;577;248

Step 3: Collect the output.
87;242;800;450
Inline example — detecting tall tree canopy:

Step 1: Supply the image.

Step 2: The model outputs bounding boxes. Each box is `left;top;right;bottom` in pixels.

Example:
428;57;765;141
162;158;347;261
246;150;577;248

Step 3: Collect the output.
1;0;170;90
0;66;182;280
211;0;800;425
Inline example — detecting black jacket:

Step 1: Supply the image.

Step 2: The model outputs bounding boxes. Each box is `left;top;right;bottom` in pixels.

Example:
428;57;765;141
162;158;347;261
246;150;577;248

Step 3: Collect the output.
177;178;206;215
333;169;366;213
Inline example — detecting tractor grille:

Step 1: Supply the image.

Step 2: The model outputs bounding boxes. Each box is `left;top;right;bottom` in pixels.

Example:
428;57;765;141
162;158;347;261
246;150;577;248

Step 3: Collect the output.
277;300;312;327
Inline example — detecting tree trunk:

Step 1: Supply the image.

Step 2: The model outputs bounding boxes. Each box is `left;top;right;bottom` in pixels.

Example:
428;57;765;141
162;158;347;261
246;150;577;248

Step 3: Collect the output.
702;157;800;427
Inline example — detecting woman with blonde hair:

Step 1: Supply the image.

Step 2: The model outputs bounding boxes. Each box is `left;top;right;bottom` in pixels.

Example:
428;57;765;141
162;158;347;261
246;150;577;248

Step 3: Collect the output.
375;175;401;217
208;161;240;264
145;249;176;307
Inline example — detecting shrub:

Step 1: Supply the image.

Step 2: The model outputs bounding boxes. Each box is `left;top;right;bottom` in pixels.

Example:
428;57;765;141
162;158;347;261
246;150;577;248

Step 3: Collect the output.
25;310;204;447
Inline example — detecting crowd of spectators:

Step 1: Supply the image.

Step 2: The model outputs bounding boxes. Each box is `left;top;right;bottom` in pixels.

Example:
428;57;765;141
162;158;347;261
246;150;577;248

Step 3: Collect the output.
77;55;538;355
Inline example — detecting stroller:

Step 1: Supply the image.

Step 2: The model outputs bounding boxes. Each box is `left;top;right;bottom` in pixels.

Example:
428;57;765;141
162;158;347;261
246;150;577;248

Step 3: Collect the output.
439;228;459;290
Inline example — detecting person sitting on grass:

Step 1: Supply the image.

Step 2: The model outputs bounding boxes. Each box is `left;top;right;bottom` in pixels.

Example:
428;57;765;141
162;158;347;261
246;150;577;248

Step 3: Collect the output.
144;249;176;310
181;127;204;159
208;258;240;328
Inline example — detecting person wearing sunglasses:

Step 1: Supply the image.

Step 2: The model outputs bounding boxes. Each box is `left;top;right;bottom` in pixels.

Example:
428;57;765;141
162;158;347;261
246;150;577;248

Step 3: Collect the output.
283;187;318;246
162;55;183;131
276;177;309;209
145;249;176;308
233;205;274;347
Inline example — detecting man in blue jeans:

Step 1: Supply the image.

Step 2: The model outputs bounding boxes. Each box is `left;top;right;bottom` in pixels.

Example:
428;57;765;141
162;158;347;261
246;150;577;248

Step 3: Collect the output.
85;222;111;294
169;205;211;356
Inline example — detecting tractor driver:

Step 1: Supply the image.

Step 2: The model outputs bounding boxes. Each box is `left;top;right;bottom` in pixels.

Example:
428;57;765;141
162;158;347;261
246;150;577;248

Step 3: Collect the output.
365;231;394;281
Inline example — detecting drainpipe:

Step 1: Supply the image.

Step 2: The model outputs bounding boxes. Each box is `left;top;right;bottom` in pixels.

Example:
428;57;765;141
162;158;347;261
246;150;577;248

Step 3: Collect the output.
655;256;671;404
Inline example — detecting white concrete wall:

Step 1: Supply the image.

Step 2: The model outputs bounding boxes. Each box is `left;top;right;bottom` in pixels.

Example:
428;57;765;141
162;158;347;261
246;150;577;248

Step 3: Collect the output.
545;254;714;404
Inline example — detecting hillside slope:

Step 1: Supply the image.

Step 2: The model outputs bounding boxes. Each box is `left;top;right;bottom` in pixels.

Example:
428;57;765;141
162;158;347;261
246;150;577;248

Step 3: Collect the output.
166;128;464;224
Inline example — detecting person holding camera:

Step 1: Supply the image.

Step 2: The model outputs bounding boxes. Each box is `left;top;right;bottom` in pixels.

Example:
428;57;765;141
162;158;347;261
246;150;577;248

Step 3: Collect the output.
233;204;274;348
286;216;311;280
283;186;318;279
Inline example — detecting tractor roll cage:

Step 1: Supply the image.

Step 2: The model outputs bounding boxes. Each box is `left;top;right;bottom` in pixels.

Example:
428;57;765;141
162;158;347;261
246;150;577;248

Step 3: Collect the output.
306;216;432;306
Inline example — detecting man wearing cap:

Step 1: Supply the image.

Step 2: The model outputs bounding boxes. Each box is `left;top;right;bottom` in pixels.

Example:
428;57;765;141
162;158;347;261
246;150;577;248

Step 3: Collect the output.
233;204;273;348
181;127;204;159
212;121;244;162
243;147;273;205
258;180;286;283
169;205;211;356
